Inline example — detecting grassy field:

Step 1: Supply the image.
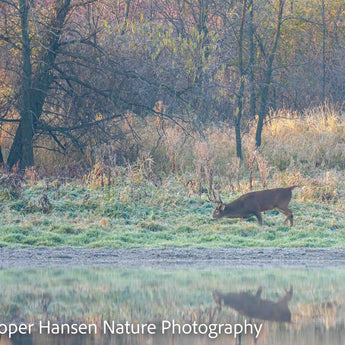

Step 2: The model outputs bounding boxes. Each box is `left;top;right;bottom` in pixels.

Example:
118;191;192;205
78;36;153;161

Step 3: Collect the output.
0;173;344;248
1;107;345;248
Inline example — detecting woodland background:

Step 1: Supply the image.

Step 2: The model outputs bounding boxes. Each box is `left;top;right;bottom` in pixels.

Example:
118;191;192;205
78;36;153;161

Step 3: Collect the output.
0;0;344;171
0;0;345;248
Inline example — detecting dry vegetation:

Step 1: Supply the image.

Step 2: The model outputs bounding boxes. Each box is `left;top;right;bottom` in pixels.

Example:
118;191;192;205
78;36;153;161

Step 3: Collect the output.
0;107;344;248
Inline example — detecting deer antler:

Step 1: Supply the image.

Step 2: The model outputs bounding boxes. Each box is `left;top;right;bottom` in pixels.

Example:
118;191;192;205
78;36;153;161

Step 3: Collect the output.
207;188;222;204
286;285;293;299
279;285;293;304
256;286;262;299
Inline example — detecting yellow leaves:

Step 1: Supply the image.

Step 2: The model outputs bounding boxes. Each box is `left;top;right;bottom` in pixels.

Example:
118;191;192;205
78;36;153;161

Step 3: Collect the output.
125;22;136;34
95;113;104;121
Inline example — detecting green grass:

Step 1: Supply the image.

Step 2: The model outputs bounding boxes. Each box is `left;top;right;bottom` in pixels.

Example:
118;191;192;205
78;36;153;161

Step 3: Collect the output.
0;176;344;248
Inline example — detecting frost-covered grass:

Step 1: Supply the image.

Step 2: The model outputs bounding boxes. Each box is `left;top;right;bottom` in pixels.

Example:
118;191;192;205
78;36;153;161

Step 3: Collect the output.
0;174;344;248
1;106;341;248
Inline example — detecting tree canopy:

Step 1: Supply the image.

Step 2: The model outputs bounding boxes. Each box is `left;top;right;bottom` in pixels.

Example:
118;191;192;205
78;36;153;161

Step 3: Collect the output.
0;0;344;168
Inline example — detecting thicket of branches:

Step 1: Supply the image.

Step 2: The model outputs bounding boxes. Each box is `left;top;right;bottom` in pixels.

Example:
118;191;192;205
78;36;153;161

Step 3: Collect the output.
0;0;344;170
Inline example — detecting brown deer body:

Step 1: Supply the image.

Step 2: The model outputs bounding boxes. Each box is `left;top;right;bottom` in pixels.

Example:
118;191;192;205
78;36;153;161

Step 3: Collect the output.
211;186;297;226
212;286;293;322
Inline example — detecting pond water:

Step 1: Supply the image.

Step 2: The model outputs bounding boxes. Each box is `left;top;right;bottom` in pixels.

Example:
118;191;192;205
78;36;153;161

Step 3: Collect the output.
0;267;344;345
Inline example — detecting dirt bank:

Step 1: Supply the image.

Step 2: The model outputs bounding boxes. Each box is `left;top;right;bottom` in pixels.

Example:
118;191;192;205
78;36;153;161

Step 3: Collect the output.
1;247;345;269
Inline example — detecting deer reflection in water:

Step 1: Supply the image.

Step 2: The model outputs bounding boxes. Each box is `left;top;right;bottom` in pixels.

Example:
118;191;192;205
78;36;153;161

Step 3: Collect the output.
212;286;293;345
212;285;293;322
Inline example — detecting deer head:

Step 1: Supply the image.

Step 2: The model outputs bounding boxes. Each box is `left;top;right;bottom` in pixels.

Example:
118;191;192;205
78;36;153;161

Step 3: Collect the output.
208;189;223;220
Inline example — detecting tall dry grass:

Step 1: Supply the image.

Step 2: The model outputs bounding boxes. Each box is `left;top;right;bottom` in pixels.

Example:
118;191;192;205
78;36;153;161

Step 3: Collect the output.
29;105;345;203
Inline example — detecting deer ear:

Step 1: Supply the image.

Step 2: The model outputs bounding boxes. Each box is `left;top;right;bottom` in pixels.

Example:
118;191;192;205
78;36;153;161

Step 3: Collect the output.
221;205;226;211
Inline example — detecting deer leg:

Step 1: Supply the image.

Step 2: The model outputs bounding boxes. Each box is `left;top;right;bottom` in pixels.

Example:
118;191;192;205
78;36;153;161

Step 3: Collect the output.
254;212;263;226
278;208;293;227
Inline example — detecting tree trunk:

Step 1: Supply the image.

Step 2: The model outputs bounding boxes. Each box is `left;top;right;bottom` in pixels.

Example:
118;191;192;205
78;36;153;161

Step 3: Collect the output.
321;0;326;113
248;0;256;118
7;122;23;169
196;0;210;122
10;0;34;169
235;0;247;160
7;0;71;169
0;145;3;164
256;0;285;148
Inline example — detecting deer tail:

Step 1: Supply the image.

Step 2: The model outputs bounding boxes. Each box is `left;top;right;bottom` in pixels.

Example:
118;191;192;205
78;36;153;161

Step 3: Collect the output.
289;185;300;190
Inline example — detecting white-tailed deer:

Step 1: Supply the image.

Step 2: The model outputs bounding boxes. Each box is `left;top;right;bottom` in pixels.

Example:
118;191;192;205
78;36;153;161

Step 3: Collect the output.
209;186;298;226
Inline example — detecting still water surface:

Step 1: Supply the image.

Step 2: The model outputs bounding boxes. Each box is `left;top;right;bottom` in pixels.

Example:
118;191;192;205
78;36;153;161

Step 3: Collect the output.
0;267;344;345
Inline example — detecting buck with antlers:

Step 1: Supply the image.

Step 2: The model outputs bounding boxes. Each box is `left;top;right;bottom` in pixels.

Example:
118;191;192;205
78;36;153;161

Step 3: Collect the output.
209;186;298;226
